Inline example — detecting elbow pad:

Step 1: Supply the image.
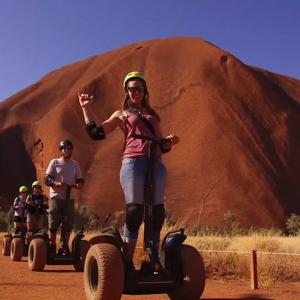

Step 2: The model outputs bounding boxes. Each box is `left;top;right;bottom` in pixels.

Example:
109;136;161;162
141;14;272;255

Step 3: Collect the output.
44;175;55;187
86;122;106;140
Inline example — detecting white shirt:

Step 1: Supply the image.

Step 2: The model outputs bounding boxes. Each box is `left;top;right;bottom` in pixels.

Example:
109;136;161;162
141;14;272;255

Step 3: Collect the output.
45;157;83;199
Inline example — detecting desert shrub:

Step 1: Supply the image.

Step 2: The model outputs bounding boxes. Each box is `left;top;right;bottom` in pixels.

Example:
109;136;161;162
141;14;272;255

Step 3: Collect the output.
223;210;247;236
286;213;300;236
107;210;126;229
187;235;232;251
165;214;176;227
185;224;224;237
185;224;199;236
0;209;7;231
0;207;12;232
73;204;127;232
248;226;284;237
73;203;100;231
176;211;294;239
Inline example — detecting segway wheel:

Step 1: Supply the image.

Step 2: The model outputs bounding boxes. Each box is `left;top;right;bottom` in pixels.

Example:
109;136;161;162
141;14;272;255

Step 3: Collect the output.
10;237;23;261
2;237;12;256
168;244;205;300
28;238;47;271
73;239;90;272
84;243;124;300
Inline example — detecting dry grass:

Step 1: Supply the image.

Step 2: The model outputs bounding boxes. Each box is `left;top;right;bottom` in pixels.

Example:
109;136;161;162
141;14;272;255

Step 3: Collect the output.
186;233;300;286
1;227;299;286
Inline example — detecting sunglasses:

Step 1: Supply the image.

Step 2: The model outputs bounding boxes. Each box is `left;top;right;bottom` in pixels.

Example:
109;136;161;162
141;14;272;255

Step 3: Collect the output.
61;146;73;151
127;86;144;93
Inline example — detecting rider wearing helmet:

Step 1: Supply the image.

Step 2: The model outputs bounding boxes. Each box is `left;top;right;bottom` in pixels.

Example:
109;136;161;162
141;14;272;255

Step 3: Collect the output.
78;71;179;270
44;139;84;255
25;180;48;233
12;186;29;233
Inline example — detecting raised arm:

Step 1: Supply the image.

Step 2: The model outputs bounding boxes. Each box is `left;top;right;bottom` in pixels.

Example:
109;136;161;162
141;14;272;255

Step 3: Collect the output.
78;92;95;125
78;92;127;140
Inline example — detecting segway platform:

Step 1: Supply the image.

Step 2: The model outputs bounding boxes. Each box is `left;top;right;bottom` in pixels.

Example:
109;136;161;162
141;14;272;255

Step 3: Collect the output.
28;229;89;271
124;267;179;294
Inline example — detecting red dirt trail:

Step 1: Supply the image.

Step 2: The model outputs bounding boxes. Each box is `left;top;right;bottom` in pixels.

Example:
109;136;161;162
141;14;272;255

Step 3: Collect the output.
0;255;299;300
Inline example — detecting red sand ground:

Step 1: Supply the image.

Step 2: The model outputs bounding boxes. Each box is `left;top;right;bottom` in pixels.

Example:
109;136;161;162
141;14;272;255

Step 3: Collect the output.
0;254;299;300
1;37;300;228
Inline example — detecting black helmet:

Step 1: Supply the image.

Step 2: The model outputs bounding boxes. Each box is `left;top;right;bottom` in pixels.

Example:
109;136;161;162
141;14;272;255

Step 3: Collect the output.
58;140;73;150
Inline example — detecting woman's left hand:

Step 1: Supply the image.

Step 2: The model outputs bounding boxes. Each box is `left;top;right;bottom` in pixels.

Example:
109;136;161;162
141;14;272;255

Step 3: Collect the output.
165;134;179;145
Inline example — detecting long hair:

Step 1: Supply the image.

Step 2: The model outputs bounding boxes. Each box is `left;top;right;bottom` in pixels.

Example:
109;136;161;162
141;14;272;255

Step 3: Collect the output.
122;78;160;121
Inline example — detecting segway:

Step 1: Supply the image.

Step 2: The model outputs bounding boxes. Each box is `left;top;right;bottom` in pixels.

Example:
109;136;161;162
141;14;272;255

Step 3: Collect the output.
28;185;89;271
2;233;12;256
8;200;48;261
8;227;29;261
83;134;206;300
2;215;14;257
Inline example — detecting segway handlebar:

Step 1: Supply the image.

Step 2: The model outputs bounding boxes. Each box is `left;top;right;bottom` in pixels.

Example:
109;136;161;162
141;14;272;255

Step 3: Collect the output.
132;133;170;144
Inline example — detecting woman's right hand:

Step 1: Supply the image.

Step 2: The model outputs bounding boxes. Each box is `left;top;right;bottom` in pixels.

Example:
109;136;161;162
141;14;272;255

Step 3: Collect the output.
78;92;94;108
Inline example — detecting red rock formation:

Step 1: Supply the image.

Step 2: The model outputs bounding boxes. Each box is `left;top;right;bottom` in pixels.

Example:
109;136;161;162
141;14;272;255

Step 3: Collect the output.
1;37;300;227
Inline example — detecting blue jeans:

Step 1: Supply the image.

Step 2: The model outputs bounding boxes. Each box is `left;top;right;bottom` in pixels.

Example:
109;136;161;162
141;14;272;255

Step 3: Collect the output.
120;156;167;205
120;156;167;243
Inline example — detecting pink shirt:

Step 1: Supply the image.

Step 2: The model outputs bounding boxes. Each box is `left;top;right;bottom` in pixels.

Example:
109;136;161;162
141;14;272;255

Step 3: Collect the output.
121;110;161;159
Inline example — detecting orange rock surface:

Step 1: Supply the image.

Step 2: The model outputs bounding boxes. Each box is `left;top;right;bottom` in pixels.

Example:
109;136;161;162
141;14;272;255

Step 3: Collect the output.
1;37;300;227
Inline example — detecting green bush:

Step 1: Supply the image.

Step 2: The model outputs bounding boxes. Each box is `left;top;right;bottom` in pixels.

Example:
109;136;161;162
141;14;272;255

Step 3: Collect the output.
286;213;300;236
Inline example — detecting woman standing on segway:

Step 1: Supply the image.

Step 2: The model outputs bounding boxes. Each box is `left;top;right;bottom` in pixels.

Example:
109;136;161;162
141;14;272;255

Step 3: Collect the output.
78;71;179;271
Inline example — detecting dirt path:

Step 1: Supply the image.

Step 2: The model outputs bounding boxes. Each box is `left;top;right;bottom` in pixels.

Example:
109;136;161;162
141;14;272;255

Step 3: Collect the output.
0;254;299;300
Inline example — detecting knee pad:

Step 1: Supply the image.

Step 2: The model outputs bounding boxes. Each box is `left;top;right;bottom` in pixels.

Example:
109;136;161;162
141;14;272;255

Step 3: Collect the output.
152;204;165;232
125;204;144;233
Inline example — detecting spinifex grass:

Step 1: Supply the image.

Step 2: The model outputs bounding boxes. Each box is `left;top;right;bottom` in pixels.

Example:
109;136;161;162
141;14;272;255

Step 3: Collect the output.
186;233;300;286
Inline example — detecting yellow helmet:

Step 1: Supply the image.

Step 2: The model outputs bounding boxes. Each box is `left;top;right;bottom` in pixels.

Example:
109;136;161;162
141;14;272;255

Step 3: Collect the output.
32;180;41;188
19;186;28;193
123;71;145;87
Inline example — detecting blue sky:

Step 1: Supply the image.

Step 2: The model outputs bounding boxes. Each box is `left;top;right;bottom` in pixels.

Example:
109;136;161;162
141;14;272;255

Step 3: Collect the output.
0;0;299;101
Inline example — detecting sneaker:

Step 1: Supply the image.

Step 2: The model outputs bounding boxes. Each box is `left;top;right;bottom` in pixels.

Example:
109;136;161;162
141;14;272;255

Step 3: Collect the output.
57;247;71;257
153;262;163;274
64;248;71;256
141;260;163;274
